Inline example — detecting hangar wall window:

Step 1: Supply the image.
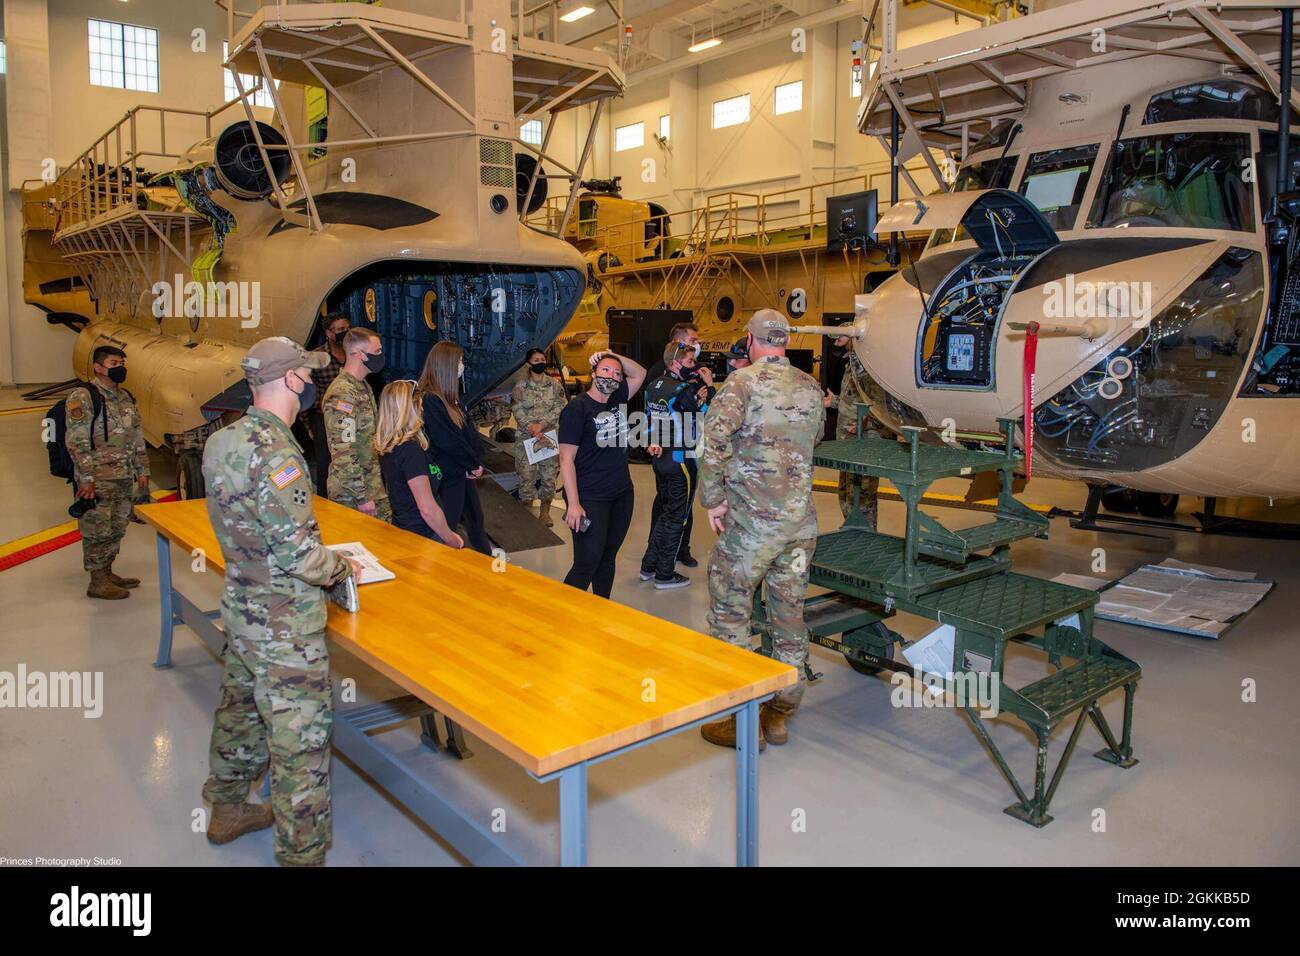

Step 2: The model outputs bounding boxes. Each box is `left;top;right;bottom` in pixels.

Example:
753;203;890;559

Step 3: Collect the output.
0;39;6;75
774;81;802;115
222;42;275;107
615;121;644;152
88;19;158;93
1087;131;1254;233
1018;144;1099;232
659;114;670;142
520;119;543;146
713;94;750;129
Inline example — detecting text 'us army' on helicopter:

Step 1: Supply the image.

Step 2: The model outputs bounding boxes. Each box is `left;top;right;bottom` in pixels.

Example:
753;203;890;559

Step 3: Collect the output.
829;0;1300;524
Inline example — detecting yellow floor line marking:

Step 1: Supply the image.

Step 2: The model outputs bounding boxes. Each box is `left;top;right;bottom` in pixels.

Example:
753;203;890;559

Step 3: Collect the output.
0;405;52;418
0;519;78;560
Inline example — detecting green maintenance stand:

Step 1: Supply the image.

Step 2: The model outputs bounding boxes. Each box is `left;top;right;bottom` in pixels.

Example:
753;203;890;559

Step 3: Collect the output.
756;410;1141;827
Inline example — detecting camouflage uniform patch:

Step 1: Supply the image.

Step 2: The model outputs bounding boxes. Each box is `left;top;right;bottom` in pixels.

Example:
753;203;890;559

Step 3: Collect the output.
510;374;566;504
200;406;352;865
698;355;825;714
323;370;392;523
65;382;148;572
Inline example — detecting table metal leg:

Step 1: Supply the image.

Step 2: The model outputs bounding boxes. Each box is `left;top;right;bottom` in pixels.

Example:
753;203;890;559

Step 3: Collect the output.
152;533;176;670
736;698;759;867
558;763;588;866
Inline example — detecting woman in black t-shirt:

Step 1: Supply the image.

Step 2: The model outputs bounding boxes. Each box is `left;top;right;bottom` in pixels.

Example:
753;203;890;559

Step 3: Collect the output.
557;350;648;598
416;342;493;554
375;380;463;547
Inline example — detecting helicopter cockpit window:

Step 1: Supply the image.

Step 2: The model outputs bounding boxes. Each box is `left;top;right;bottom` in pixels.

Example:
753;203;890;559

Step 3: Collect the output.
1086;131;1254;232
926;158;1019;250
1018;144;1098;232
1143;80;1299;126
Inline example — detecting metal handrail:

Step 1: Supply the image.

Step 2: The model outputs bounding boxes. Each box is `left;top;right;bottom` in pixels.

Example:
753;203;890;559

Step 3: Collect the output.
574;164;931;268
49;99;249;239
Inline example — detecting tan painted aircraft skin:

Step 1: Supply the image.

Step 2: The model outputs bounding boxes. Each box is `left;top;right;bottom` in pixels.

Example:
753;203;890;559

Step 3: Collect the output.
23;0;612;454
854;38;1300;500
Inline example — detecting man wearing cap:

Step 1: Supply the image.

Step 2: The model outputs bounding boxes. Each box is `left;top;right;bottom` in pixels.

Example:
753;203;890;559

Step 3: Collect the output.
697;309;825;749
323;327;391;523
831;329;887;529
200;336;359;866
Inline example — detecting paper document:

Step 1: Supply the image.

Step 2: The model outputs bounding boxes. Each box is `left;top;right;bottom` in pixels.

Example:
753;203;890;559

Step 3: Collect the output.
1096;563;1272;638
326;542;395;584
901;624;956;697
523;430;560;465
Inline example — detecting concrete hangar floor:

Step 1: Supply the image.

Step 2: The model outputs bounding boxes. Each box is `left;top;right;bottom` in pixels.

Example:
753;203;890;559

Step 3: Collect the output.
1;384;1296;866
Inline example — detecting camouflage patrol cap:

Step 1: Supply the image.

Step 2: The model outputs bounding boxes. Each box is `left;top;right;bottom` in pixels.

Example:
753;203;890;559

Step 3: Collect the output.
241;336;329;385
746;309;790;346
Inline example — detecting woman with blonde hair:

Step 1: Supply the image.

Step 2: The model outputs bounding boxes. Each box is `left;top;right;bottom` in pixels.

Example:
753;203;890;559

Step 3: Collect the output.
415;341;492;553
375;380;463;547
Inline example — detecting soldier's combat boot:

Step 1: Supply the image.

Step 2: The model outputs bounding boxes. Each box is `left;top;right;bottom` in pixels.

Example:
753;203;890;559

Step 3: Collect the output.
760;705;788;745
540;500;554;527
700;714;766;751
207;801;273;845
87;569;129;600
107;565;140;589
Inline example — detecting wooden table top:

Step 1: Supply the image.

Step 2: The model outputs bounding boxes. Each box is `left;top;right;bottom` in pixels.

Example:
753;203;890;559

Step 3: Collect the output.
138;497;795;776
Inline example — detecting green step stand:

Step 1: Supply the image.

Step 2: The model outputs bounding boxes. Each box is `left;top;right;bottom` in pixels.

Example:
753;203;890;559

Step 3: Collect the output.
753;407;1141;827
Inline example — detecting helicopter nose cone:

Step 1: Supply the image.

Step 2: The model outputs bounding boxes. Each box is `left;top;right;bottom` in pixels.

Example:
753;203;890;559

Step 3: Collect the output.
854;236;1245;438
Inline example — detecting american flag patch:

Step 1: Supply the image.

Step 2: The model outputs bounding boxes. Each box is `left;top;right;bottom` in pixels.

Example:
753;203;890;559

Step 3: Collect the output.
334;400;354;414
271;463;303;488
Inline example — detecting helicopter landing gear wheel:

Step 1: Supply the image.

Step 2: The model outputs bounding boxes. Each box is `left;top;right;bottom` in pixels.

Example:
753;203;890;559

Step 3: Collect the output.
176;450;205;500
1136;492;1179;519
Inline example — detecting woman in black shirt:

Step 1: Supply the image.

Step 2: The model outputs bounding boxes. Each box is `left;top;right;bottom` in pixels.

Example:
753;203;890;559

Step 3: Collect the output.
416;342;493;554
557;350;648;598
375;380;463;547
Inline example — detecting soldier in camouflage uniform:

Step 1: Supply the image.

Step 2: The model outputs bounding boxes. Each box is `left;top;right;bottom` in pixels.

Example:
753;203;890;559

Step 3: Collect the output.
834;334;886;530
698;310;825;749
65;345;150;600
324;327;391;523
511;348;567;527
201;337;357;866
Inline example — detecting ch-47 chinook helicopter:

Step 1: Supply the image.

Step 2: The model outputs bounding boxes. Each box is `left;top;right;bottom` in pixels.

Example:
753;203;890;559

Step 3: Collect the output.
21;0;621;497
835;0;1300;530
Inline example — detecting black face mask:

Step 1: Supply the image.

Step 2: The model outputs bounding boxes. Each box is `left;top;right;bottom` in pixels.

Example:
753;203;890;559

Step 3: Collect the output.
682;365;702;381
363;351;386;374
106;366;127;384
529;362;548;374
328;328;348;343
292;375;317;412
830;344;848;359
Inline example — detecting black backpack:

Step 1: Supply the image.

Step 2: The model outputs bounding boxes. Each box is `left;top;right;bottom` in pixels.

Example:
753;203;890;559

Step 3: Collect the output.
46;385;122;481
